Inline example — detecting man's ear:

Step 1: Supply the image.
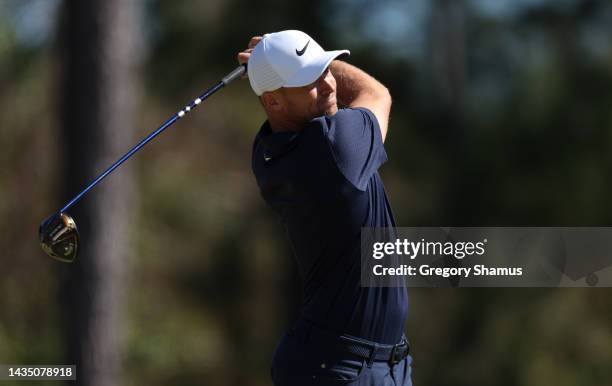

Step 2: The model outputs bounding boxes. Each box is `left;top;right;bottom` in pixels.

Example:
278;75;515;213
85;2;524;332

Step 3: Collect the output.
261;91;284;112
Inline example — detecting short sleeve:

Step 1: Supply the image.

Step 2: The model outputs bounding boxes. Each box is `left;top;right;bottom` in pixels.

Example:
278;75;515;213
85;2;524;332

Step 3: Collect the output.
322;108;388;191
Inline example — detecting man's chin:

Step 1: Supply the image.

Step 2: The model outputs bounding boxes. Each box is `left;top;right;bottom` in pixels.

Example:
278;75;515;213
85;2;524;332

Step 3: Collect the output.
323;104;338;117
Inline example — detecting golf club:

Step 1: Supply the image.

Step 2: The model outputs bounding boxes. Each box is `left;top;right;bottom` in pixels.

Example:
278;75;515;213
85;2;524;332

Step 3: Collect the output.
39;65;246;262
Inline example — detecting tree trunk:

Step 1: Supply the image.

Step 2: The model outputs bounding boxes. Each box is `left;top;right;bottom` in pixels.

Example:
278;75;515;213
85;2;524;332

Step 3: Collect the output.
427;0;470;226
58;1;141;385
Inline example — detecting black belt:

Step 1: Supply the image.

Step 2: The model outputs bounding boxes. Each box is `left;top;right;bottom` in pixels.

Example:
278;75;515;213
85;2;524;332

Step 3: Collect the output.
336;333;410;366
295;319;410;366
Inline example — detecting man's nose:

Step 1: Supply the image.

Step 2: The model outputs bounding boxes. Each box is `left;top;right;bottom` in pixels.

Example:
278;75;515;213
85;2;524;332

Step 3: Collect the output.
318;73;335;94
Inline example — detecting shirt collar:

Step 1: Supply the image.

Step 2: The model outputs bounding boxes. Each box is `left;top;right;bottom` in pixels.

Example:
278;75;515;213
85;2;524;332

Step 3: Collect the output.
257;121;300;162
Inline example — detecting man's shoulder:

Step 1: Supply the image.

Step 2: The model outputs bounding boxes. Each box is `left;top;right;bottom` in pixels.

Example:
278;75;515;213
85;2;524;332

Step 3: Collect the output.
309;107;373;126
303;108;375;142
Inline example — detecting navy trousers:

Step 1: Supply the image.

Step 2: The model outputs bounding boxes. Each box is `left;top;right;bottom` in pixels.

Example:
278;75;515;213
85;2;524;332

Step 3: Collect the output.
271;319;413;386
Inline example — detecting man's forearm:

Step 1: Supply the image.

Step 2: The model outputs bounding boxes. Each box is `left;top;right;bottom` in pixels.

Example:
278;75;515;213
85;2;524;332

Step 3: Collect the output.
330;60;389;107
330;60;392;140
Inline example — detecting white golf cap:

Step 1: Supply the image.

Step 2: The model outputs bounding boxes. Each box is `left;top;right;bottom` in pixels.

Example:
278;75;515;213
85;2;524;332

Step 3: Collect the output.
247;30;350;96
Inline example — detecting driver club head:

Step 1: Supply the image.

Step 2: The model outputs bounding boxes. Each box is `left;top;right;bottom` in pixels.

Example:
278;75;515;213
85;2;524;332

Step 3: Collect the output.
39;212;79;262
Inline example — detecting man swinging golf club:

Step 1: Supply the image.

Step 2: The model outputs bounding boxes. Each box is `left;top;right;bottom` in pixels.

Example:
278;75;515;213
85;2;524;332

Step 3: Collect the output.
238;30;412;386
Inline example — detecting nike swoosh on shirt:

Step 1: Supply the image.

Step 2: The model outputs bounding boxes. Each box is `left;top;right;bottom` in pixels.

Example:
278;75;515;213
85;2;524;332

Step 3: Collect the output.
296;40;310;56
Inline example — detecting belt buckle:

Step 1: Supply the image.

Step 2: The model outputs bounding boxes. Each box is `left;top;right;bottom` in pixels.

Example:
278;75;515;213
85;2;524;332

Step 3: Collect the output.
389;339;409;366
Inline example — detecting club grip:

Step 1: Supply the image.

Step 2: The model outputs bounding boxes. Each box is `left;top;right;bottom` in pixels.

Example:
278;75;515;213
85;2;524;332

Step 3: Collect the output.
221;65;247;85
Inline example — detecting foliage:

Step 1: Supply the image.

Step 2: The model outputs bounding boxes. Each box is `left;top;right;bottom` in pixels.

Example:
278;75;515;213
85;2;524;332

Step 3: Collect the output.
0;0;611;385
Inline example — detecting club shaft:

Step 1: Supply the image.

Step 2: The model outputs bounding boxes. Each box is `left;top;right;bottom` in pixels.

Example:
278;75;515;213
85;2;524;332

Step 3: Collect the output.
60;79;229;214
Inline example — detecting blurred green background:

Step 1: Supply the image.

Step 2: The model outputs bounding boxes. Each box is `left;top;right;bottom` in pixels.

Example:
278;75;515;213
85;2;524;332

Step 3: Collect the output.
1;0;612;385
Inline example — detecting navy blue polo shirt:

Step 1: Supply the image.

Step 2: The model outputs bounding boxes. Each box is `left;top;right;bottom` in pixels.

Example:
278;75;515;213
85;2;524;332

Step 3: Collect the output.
252;107;407;344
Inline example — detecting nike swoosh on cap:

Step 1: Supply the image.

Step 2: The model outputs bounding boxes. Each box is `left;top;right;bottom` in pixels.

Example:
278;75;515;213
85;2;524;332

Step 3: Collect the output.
296;40;310;56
